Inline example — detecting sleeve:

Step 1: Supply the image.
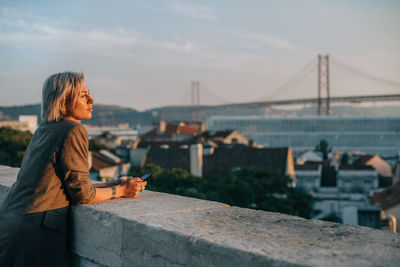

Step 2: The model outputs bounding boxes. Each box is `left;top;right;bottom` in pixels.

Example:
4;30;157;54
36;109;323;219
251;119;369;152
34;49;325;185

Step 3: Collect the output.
60;125;96;204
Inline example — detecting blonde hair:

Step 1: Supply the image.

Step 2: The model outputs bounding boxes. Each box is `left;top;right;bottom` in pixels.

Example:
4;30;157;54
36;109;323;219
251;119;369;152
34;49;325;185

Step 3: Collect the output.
41;72;84;122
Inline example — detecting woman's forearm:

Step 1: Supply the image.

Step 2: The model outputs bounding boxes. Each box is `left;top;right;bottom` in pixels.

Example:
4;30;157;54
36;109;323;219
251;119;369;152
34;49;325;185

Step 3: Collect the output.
87;178;147;203
88;186;123;203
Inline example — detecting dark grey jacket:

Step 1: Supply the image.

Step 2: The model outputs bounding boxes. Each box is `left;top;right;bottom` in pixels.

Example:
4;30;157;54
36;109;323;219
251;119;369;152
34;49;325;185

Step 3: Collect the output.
0;119;96;266
1;119;96;214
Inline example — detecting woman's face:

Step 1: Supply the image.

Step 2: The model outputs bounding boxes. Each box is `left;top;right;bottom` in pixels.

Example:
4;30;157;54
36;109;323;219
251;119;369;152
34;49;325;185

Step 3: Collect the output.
64;81;94;122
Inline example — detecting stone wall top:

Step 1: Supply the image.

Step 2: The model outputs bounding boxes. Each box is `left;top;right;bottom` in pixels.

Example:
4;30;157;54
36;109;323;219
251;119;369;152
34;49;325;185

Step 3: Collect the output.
1;165;399;267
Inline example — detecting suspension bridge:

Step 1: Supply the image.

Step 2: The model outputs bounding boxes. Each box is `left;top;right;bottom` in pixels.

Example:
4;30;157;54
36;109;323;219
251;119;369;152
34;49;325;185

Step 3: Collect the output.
173;55;400;116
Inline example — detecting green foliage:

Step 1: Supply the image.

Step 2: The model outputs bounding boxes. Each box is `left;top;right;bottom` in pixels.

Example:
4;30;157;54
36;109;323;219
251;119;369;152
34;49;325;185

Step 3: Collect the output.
0;127;32;167
128;163;164;178
88;139;107;151
341;153;349;164
315;139;331;160
129;164;316;219
206;168;316;218
129;164;205;198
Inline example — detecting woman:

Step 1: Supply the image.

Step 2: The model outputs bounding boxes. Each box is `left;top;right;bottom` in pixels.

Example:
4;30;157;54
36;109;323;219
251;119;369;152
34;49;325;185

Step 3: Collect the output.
0;72;147;266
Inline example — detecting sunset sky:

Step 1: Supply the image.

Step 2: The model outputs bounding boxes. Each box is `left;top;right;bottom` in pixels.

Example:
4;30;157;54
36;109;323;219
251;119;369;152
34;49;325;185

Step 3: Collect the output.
1;0;399;110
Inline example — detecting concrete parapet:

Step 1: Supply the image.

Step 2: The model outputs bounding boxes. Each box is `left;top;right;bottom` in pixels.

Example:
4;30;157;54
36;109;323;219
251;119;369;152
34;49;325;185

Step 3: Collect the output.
1;165;399;267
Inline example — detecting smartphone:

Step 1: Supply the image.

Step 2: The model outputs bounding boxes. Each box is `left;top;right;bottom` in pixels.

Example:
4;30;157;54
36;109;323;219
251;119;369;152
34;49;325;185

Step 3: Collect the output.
141;173;152;181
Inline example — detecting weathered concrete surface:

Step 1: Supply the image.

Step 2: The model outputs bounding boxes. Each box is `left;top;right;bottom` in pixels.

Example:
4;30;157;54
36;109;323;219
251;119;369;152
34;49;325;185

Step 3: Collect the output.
1;165;399;267
70;192;228;267
120;207;399;267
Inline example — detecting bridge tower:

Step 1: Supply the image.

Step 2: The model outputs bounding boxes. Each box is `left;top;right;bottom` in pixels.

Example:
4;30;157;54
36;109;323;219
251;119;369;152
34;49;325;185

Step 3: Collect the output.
191;81;200;121
318;54;331;115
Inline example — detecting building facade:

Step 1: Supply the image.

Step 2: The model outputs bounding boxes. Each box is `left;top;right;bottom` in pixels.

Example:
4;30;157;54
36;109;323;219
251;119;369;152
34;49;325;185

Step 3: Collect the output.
0;115;38;133
206;116;400;157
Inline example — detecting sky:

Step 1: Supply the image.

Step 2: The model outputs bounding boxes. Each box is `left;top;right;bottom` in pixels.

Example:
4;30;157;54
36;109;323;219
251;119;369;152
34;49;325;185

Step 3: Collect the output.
0;0;399;111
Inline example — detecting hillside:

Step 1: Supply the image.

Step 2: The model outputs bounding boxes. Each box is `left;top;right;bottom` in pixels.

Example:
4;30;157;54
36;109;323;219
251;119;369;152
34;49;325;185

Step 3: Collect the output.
1;103;400;126
0;104;158;126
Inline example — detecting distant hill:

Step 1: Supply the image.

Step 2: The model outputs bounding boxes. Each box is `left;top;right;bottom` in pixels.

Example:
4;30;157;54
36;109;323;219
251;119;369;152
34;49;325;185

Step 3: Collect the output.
0;104;41;121
89;104;157;126
1;103;400;126
0;104;158;126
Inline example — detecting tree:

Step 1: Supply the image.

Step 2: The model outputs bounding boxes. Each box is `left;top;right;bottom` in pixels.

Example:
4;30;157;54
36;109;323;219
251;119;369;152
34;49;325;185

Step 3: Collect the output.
129;164;317;219
128;163;164;178
205;167;316;218
315;139;331;160
0;127;32;167
341;153;349;164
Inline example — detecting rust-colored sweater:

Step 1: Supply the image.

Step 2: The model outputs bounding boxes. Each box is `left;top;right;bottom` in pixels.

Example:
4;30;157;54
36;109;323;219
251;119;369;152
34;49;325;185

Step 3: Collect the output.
0;119;96;214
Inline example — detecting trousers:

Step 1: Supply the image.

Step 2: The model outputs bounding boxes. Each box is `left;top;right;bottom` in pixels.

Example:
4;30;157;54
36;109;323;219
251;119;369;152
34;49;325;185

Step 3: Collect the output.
0;206;69;267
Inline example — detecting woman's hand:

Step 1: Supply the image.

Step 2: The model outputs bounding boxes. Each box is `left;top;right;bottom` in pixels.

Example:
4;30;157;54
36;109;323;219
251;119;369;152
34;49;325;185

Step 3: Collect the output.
89;177;147;203
118;177;147;198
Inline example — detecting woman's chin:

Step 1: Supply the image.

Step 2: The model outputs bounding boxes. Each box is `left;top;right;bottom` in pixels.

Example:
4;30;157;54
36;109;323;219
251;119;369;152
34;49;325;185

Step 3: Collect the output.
79;114;92;121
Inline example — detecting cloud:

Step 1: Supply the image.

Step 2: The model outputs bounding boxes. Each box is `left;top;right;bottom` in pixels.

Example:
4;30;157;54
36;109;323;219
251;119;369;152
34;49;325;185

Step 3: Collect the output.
1;7;46;23
160;40;199;52
235;32;297;50
86;30;136;47
0;27;138;58
0;8;138;58
168;1;219;20
32;23;59;35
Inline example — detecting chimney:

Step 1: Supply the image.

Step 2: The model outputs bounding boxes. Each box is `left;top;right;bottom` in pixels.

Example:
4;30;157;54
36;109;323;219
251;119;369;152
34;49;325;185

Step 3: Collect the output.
158;121;166;134
200;122;206;133
249;139;256;147
190;143;203;177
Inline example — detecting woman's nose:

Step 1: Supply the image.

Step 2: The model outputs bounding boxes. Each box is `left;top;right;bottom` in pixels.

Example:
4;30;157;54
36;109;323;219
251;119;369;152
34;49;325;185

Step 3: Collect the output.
88;95;95;104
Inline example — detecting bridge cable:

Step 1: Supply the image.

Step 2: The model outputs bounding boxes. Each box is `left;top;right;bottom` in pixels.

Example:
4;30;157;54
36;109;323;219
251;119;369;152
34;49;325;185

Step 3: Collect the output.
199;83;232;105
330;57;400;88
172;83;192;106
258;57;318;101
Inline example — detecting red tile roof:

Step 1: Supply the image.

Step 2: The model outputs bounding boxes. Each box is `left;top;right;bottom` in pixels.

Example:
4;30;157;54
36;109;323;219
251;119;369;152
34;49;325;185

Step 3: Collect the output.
141;127;157;137
357;155;374;165
90;151;117;171
339;163;375;170
164;124;178;136
135;140;197;149
203;147;291;178
176;124;198;134
210;130;235;138
145;146;190;171
371;182;400;210
141;122;198;137
142;145;292;179
295;162;321;170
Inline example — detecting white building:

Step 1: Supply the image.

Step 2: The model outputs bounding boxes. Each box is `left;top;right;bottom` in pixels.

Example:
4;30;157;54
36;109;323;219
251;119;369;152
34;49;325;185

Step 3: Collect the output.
0;115;38;134
295;162;322;192
84;124;139;140
296;150;323;164
206;116;400;158
88;150;131;182
337;166;379;194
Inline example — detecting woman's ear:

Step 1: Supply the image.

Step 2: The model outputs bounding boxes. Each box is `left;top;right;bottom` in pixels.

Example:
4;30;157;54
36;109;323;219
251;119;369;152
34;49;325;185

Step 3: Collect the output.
60;103;68;116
